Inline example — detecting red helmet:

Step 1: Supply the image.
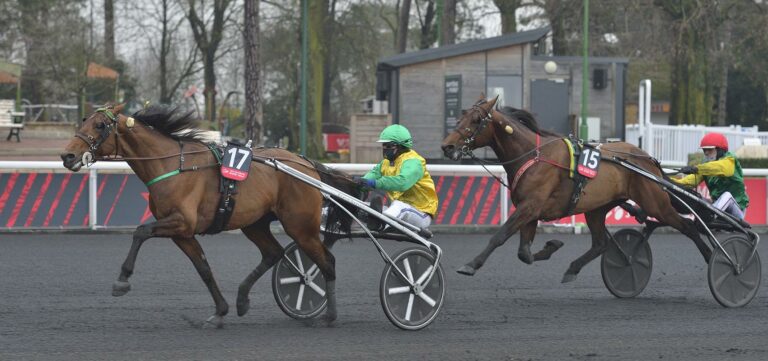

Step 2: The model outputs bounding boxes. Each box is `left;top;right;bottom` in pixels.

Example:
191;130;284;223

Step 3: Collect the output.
700;132;728;151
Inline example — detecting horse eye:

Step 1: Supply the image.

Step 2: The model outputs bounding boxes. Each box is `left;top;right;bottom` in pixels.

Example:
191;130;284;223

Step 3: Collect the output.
95;122;105;130
81;118;87;123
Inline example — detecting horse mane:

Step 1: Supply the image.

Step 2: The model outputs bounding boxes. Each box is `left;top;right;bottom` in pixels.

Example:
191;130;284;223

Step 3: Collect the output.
131;105;207;143
496;106;560;137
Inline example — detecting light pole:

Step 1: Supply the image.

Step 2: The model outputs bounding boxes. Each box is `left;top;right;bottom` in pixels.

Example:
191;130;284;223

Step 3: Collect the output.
300;0;308;155
580;0;590;141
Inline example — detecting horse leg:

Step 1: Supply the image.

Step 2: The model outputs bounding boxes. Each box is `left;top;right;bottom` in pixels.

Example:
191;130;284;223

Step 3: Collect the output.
562;206;611;283
113;213;186;296
172;236;229;328
457;207;535;276
283;218;338;324
517;221;538;264
236;219;284;317
516;221;565;263
653;208;712;263
633;186;712;262
296;237;337;324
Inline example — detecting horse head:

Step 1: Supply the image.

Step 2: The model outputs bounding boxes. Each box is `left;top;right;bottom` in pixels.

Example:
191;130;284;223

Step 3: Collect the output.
60;103;132;171
441;94;504;161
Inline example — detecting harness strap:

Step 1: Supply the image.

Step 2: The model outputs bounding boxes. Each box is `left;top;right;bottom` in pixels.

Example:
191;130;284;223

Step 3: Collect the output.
145;143;222;186
508;133;570;194
146;169;181;186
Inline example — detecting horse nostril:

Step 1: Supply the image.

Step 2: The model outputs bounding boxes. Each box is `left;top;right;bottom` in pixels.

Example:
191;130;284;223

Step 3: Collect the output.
60;153;75;163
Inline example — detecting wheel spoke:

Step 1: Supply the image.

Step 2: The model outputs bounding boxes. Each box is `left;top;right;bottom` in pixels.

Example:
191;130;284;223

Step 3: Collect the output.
306;264;319;280
279;276;301;285
405;293;414;321
604;256;627;269
737;277;757;290
635;256;651;268
713;270;731;290
294;249;305;274
295;284;305;310
388;286;411;295
307;281;326;297
415;265;434;286
417;291;437;307
403;258;414;283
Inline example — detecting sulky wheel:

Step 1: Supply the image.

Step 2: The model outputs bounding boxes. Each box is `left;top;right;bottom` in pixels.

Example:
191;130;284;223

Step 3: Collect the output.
272;242;327;319
379;247;445;331
601;228;653;298
708;235;761;308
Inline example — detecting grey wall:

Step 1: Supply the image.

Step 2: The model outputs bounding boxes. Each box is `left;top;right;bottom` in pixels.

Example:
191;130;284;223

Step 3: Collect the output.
394;49;627;159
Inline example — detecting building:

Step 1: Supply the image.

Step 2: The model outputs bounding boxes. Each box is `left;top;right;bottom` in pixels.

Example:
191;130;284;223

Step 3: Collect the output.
375;27;629;160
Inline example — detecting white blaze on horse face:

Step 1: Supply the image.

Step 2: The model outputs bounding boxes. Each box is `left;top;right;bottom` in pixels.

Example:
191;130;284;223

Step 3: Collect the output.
126;117;135;128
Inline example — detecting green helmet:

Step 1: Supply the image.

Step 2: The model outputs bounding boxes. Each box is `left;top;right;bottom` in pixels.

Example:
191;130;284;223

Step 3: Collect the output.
377;124;413;148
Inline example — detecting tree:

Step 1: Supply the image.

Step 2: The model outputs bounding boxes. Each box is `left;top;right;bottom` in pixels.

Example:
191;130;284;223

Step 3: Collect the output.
396;0;411;53
492;0;521;34
243;0;261;142
656;1;719;125
104;0;114;62
440;0;456;45
184;0;233;125
307;0;330;157
415;0;436;49
124;0;200;104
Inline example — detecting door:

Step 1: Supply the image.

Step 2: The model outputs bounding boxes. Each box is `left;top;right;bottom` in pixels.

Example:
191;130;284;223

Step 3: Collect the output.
530;79;570;136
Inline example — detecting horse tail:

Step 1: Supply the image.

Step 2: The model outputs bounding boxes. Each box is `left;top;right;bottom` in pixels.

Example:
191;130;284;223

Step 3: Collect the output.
310;161;362;235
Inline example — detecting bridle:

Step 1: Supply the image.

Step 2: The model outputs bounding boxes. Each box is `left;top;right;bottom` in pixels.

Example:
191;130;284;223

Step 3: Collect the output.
74;107;121;164
454;103;493;156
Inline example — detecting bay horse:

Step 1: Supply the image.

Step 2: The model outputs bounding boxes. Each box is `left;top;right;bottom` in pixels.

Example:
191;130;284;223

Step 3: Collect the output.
441;95;711;282
60;104;359;327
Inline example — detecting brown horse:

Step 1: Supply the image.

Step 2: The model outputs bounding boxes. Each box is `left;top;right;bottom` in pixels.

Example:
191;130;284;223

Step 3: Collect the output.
60;104;359;327
441;95;711;282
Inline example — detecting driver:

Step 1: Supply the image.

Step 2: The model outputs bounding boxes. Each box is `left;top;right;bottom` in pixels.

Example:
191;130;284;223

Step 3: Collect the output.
672;132;748;220
354;124;438;230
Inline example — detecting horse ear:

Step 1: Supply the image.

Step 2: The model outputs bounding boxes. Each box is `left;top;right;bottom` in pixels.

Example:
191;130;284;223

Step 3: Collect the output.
477;93;486;102
113;103;126;114
487;94;500;109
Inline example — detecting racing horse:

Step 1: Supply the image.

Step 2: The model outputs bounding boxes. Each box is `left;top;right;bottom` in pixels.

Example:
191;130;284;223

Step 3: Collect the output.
60;104;359;327
441;95;712;282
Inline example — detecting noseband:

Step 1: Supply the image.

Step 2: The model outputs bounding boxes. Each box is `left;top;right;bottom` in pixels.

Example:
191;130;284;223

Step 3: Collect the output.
455;105;493;154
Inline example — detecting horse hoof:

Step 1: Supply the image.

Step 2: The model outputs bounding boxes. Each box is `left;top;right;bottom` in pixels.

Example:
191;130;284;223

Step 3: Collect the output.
236;297;250;317
561;272;578;283
112;281;131;297
456;265;476;276
518;250;534;265
546;239;564;250
204;315;224;329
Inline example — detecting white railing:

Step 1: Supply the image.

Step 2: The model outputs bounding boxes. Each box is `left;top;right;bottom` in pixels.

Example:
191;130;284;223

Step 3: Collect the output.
0;161;511;229
626;123;766;166
628;79;768;166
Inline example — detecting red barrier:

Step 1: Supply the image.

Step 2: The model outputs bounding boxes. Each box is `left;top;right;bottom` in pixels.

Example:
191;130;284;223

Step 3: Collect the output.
1;173;766;228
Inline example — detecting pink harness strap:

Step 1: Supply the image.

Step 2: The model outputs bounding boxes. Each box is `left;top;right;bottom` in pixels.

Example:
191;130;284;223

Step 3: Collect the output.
509;133;570;194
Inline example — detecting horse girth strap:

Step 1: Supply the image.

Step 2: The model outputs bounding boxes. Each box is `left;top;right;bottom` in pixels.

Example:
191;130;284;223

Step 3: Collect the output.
564;139;588;216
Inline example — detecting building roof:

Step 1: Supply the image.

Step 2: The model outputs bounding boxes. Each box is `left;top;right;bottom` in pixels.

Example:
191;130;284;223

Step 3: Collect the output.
379;27;551;69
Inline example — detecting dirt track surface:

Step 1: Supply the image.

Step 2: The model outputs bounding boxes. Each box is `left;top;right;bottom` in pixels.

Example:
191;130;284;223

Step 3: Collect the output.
1;232;767;361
